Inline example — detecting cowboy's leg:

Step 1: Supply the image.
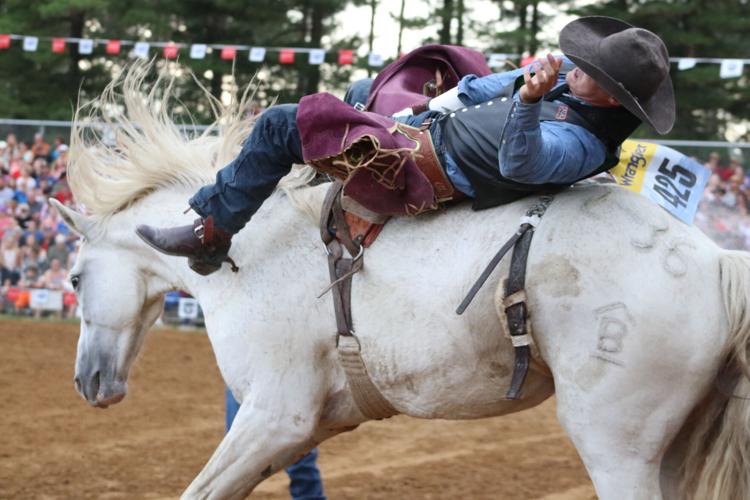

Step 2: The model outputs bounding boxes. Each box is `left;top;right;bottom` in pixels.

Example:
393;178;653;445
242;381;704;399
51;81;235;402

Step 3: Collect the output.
135;103;303;274
286;448;325;500
342;78;373;108
190;103;303;234
225;386;240;432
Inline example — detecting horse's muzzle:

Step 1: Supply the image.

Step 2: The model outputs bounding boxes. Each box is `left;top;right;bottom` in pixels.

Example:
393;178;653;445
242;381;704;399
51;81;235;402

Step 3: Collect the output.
74;369;127;408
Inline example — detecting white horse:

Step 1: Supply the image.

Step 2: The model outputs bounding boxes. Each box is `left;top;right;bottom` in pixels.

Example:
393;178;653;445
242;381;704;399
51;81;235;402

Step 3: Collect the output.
58;65;750;500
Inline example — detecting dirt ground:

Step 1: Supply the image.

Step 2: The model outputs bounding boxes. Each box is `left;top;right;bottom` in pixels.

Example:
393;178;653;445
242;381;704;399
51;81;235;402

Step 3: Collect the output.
0;318;594;499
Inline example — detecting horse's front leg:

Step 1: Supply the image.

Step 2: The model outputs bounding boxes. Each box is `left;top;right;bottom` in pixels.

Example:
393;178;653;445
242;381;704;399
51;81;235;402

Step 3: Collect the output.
182;381;324;499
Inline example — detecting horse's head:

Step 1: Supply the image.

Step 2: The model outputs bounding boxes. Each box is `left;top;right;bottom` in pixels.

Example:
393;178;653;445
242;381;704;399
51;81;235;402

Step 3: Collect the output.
51;199;168;408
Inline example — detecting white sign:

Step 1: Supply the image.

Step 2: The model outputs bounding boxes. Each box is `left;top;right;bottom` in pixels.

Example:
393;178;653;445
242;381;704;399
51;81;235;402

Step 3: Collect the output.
30;289;63;311
190;44;207;59
23;36;38;52
609;140;711;225
677;58;696;71
720;59;744;79
177;298;200;320
308;49;325;65
78;39;94;55
133;41;150;58
367;52;383;67
249;47;266;62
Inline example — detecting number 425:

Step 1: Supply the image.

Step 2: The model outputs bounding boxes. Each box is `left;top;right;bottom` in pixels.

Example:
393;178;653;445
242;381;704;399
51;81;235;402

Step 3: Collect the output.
653;158;697;209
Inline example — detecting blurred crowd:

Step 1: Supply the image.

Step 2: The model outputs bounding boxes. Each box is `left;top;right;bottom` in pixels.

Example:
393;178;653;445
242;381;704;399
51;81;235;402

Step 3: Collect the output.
0;132;78;317
696;151;750;250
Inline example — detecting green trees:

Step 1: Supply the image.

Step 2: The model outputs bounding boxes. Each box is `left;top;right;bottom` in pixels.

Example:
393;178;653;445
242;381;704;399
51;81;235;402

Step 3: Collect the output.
0;0;353;119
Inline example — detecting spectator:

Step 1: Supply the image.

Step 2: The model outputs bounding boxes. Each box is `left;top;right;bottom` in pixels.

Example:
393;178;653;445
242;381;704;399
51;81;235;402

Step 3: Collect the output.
0;176;15;208
17;141;32;163
26;190;44;217
0;140;8;167
706;151;734;183
46;234;70;267
51;172;73;204
18;264;40;289
16;163;37;192
40;258;66;290
729;157;744;184
5;133;19;161
35;160;56;189
31;133;50;159
51;153;67;179
0;232;22;284
15;203;32;229
20;233;45;269
50;138;67;161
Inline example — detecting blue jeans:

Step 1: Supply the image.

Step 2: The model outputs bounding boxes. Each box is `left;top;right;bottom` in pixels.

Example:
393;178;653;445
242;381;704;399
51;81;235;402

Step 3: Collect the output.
225;388;326;500
190;104;303;233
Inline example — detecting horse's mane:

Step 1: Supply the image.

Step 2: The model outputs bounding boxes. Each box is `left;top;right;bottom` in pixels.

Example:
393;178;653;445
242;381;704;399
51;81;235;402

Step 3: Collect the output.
68;61;257;217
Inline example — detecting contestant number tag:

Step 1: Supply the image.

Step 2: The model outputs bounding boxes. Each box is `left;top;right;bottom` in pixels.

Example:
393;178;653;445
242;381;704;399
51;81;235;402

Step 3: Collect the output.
609;140;710;225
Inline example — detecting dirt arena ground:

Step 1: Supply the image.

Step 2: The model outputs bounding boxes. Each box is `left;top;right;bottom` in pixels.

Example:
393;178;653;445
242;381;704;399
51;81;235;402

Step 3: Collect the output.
0;318;595;499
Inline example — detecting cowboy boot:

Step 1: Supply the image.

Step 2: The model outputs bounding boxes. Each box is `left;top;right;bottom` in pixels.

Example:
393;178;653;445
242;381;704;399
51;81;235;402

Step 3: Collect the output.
135;216;239;276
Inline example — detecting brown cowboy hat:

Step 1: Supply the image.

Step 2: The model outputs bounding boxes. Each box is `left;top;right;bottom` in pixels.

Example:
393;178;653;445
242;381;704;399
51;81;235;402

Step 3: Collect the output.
559;16;675;134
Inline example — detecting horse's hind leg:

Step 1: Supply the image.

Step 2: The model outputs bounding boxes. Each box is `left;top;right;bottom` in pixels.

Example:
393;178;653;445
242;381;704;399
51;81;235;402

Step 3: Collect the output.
552;351;713;500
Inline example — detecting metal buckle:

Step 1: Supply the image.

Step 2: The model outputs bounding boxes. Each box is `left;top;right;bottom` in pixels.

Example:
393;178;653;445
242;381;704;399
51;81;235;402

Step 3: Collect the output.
353;102;366;112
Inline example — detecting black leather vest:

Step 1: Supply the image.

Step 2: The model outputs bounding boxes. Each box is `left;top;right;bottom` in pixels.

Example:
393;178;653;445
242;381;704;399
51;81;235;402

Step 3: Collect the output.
440;81;642;209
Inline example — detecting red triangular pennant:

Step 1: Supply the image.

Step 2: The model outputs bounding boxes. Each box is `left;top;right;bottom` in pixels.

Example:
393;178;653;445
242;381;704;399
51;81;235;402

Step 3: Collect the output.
52;38;66;54
0;35;11;50
220;47;236;60
338;49;354;65
106;39;121;55
163;44;179;59
279;49;295;64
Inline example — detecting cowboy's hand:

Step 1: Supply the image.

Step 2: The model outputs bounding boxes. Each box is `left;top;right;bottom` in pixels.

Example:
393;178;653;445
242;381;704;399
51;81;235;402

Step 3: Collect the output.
519;54;563;104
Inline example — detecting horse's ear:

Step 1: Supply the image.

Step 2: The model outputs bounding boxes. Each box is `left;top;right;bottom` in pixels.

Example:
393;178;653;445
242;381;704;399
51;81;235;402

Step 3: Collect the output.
48;198;93;238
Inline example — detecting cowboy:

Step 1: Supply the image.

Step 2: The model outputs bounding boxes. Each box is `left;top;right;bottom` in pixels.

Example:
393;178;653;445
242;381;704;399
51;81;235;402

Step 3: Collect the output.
137;16;675;275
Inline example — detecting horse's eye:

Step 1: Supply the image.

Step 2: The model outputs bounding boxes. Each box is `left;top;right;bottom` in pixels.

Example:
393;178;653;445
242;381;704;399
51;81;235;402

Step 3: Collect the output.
71;275;80;289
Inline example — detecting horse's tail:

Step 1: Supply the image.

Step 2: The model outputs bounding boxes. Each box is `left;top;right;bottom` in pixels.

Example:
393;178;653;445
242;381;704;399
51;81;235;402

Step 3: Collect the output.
681;249;750;499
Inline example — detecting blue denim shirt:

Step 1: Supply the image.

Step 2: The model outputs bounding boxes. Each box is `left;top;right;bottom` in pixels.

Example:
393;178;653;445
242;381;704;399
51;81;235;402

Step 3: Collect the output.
442;61;607;197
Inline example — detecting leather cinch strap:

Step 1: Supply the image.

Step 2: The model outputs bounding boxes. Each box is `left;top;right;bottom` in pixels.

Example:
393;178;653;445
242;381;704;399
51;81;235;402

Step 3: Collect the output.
457;196;553;400
320;182;397;420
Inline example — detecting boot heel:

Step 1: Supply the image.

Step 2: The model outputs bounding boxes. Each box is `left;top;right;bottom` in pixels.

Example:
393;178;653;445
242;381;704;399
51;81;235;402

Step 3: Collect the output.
188;257;222;276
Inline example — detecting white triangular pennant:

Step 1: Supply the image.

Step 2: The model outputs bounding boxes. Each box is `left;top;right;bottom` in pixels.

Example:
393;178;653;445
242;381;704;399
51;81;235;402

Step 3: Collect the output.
133;42;150;59
78;39;94;55
367;52;383;67
677;58;696;70
248;47;266;62
308;49;325;65
719;59;744;79
23;36;39;52
190;44;207;59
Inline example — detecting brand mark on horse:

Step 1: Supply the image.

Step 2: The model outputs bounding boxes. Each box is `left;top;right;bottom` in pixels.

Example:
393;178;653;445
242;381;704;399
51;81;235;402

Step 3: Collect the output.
591;302;634;367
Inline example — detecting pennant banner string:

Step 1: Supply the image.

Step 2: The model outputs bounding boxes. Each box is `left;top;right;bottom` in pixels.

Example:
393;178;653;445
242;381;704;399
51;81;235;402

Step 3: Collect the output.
1;33;749;70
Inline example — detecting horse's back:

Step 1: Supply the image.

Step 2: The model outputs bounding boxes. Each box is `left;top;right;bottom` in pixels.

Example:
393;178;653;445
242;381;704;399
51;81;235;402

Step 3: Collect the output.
346;183;726;418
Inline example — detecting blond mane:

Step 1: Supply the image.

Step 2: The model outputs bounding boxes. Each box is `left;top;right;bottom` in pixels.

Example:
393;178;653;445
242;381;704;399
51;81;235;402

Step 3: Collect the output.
68;61;256;217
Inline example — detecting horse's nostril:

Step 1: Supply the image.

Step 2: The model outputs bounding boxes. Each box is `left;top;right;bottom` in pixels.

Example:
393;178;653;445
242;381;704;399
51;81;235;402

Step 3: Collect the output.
91;370;101;400
74;376;82;393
